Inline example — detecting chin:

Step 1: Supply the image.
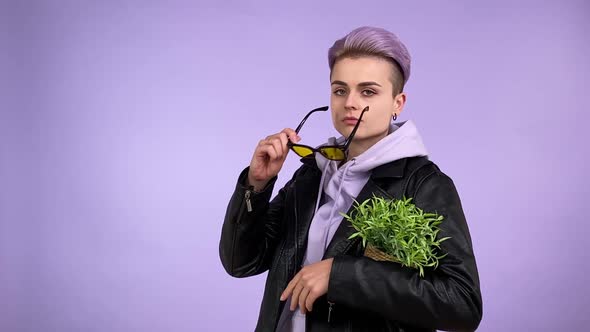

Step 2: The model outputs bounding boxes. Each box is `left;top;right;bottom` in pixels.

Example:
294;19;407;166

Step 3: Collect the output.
334;126;353;138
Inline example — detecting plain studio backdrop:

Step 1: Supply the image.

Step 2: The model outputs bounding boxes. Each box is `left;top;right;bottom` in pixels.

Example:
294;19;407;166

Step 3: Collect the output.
1;1;588;331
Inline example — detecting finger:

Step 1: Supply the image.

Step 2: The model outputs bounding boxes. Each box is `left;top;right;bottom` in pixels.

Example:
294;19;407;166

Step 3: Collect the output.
261;144;278;161
298;287;310;314
260;137;271;149
280;273;300;301
278;132;289;153
305;288;319;312
290;283;304;311
269;138;285;160
270;132;289;152
258;138;268;147
281;128;300;143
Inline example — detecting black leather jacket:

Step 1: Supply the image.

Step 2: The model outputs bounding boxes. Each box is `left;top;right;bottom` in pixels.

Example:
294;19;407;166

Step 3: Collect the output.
219;156;483;331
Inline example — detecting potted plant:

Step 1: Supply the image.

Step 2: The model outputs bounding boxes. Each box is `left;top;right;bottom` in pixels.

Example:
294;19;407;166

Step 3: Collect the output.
340;195;450;277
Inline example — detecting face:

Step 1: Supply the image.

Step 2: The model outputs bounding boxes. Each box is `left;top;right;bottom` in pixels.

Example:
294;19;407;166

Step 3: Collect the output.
330;56;406;144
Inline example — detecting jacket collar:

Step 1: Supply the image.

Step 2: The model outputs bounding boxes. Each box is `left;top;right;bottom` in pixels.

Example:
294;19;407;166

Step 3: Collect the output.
298;155;410;260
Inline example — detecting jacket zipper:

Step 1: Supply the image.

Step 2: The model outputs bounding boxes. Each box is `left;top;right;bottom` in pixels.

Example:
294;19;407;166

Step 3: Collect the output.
327;301;334;323
245;189;253;212
230;187;253;272
325;234;362;324
235;187;253;225
293;184;300;272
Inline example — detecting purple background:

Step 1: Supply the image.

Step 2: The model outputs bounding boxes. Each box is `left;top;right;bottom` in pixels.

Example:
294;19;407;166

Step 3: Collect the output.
2;1;589;331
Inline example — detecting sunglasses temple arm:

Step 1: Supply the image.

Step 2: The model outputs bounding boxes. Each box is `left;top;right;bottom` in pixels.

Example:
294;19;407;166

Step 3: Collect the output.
343;106;369;150
294;119;307;134
294;106;329;134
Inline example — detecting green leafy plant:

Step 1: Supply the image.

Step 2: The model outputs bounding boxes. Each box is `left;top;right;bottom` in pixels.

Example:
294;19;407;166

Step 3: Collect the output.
340;195;450;277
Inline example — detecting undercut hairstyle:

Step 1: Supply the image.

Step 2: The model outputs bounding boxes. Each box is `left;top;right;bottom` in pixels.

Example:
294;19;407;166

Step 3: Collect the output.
328;26;411;95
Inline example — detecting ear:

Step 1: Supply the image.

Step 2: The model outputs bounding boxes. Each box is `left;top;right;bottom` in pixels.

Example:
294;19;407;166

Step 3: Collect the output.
393;92;407;116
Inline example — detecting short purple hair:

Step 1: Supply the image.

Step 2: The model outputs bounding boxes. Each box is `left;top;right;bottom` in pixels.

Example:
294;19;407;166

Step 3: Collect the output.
328;26;411;94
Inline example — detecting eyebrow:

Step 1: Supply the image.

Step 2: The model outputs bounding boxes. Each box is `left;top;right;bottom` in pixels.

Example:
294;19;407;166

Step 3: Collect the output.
331;80;382;88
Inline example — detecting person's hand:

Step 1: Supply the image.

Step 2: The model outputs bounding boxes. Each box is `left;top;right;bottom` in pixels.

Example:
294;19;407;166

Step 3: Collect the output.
248;128;300;191
280;258;334;314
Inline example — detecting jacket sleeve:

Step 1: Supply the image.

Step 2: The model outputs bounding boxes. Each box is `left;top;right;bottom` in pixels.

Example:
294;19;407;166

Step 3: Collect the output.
326;171;483;331
219;166;296;278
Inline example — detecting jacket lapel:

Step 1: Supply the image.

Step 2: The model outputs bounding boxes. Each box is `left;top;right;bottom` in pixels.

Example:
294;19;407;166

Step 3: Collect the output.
321;178;390;259
294;175;321;253
294;156;413;261
321;158;408;259
293;157;322;266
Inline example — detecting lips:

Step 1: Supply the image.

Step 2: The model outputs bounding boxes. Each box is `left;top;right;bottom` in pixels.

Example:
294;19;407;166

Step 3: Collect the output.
342;116;360;125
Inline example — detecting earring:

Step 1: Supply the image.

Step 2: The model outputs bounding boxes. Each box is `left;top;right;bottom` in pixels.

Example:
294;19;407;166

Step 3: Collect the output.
392;113;397;121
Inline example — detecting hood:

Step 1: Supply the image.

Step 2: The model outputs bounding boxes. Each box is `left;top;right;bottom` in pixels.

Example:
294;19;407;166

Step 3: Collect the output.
302;118;429;266
314;118;429;212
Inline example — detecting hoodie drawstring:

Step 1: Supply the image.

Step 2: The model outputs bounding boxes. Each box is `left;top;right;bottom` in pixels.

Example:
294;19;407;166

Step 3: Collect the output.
322;159;355;251
314;160;330;213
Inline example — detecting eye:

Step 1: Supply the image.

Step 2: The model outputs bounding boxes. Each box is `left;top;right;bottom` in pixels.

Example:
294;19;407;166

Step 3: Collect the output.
333;88;347;96
362;89;376;96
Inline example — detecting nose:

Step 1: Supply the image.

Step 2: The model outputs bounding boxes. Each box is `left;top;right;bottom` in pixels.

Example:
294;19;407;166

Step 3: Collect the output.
344;92;360;111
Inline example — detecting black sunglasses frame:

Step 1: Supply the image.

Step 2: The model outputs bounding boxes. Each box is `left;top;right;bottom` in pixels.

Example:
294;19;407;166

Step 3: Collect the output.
287;105;370;161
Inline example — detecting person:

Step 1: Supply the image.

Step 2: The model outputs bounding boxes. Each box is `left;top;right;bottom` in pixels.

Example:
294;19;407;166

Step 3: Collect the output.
219;26;482;332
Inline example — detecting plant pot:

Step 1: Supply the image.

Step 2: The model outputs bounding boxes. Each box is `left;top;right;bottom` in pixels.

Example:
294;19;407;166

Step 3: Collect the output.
364;243;400;263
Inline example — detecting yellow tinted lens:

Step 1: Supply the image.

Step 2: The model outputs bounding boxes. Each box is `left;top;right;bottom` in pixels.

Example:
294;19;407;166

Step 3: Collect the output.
320;147;345;160
292;145;314;157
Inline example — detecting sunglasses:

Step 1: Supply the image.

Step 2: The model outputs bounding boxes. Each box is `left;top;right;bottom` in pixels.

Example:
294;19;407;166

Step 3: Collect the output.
287;106;369;161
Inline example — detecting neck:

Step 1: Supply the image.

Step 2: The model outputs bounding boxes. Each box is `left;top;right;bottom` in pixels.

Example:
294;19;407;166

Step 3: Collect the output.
346;131;388;161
